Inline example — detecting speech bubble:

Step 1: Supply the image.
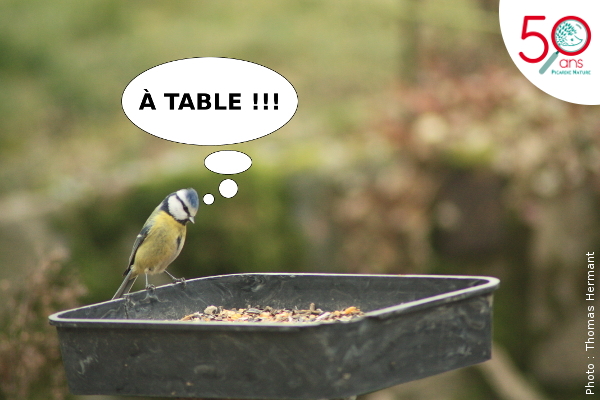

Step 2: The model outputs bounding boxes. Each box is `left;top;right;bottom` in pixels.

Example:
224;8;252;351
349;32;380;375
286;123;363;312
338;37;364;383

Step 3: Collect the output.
122;57;298;145
204;150;252;175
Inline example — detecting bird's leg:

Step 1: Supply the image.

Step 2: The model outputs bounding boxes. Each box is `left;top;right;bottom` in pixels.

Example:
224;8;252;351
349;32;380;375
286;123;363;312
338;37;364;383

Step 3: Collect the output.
144;273;155;292
164;270;186;288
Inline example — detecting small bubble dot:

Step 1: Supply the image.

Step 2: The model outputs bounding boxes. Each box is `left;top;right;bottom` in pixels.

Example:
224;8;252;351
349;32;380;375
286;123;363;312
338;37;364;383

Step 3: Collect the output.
203;194;214;205
219;179;238;198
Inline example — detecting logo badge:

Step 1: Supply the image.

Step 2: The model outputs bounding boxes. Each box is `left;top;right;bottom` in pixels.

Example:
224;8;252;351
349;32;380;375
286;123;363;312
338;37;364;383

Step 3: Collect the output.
500;1;598;105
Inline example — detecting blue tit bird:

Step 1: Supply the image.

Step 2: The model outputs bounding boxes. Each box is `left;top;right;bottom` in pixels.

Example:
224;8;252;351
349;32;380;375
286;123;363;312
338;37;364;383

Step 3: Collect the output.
112;188;199;299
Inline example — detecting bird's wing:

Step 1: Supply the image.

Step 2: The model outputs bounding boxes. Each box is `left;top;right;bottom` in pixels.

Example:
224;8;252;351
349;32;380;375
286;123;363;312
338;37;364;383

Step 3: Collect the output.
122;202;163;276
123;222;152;276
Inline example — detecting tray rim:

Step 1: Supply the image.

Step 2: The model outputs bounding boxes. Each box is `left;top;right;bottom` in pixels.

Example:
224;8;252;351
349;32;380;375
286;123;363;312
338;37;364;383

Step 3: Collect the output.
48;273;499;331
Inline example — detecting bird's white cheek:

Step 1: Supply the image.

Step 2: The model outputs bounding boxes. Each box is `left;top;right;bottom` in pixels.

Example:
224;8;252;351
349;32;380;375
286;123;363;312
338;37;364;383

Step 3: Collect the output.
167;196;188;221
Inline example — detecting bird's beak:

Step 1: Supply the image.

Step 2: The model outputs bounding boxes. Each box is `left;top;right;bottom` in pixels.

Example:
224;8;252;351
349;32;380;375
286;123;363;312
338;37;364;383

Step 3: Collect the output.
189;216;195;224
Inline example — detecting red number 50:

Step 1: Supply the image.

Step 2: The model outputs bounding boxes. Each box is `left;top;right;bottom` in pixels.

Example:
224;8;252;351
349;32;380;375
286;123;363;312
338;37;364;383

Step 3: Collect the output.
519;16;549;63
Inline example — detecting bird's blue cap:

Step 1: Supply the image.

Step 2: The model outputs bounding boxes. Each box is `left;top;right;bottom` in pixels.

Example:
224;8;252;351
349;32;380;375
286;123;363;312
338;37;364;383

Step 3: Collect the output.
184;188;199;211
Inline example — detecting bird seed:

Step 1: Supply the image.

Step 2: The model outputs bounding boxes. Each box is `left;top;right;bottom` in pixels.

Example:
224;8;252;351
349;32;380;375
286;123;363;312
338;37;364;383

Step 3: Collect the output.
180;303;364;323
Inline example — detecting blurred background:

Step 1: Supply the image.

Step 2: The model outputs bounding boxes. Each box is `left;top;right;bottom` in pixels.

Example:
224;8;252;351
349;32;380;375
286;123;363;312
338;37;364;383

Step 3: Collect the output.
0;1;598;399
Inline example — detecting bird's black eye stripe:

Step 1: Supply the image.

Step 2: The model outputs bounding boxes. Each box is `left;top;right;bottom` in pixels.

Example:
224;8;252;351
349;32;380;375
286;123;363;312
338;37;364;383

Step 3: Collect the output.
175;193;190;216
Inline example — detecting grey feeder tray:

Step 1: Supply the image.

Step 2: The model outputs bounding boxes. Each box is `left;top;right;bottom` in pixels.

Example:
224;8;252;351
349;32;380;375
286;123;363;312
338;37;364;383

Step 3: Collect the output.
49;273;499;399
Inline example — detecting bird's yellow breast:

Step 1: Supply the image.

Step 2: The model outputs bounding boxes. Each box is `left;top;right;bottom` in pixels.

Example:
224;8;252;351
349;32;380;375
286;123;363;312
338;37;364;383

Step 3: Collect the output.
131;210;187;276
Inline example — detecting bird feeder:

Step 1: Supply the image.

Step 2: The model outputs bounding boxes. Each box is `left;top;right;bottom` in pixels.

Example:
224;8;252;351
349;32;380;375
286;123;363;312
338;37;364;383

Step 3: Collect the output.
49;273;499;399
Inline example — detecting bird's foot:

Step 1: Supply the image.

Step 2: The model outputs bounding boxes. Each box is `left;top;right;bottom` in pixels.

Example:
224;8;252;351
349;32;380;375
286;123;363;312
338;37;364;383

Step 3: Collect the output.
173;276;186;288
164;271;186;288
145;283;156;293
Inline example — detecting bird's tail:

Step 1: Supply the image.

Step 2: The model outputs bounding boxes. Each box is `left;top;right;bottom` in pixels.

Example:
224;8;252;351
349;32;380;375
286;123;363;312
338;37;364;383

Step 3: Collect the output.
112;270;137;300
